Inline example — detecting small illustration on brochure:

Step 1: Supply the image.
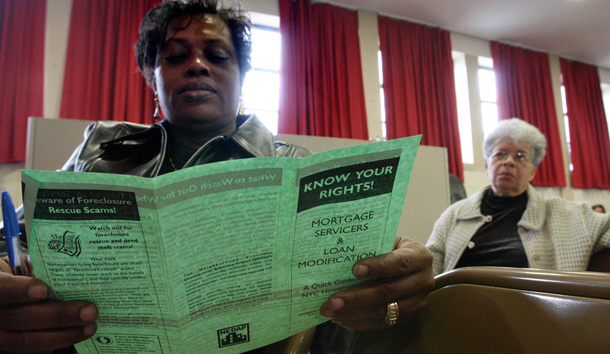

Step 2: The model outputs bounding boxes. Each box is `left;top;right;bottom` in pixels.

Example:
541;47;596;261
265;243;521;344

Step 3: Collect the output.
47;231;82;257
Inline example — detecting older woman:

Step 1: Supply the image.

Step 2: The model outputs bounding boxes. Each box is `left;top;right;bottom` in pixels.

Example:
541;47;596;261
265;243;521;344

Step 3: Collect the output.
0;1;433;353
427;118;610;275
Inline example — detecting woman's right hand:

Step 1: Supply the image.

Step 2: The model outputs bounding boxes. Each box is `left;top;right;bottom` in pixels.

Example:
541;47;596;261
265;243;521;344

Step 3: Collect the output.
0;258;98;353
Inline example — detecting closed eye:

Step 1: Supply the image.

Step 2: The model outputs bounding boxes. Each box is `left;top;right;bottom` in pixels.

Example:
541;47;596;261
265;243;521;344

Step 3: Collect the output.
165;53;188;64
206;50;230;64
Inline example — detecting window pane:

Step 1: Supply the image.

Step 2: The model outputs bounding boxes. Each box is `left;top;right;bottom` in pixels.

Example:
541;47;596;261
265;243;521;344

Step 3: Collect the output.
564;115;571;144
478;68;497;103
453;51;474;164
250;27;280;71
560;85;568;114
564;115;573;171
242;24;281;135
242;70;279;111
478;56;494;69
379;87;387;139
378;51;387;139
378;50;383;85
603;83;610;139
481;102;498;137
244;109;278;135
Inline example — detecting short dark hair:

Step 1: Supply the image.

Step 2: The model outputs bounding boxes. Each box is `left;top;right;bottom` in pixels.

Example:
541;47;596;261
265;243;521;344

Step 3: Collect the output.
135;0;252;87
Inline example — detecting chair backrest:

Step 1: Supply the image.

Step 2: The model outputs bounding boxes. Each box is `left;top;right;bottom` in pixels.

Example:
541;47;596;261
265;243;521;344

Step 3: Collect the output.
334;266;610;354
448;173;467;204
403;267;610;354
26;117;94;170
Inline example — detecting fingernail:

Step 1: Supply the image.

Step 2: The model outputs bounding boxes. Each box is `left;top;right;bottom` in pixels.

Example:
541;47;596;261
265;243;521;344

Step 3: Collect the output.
353;265;368;277
332;319;344;326
321;308;335;317
331;298;344;311
27;284;47;299
80;305;98;322
83;323;97;337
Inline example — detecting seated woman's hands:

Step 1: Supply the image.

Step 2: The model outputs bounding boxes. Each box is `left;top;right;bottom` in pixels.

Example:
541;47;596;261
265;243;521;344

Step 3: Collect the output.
319;237;434;330
0;258;98;353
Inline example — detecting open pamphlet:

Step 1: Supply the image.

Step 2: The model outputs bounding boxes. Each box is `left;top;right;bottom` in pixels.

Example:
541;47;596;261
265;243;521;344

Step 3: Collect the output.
22;135;421;354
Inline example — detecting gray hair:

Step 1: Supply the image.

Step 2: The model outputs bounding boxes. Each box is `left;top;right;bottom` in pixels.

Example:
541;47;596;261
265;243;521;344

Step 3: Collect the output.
483;118;547;166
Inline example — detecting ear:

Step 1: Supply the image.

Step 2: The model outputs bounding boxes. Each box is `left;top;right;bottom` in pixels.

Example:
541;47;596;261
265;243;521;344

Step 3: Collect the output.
528;166;538;182
144;67;157;94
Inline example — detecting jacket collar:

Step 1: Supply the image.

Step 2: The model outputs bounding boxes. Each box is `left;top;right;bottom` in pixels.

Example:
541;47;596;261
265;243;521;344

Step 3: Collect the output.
455;184;546;231
519;185;546;231
230;114;277;157
158;114;276;158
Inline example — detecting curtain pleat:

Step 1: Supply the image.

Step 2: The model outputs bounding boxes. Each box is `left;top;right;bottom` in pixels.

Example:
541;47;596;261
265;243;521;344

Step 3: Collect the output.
378;16;463;180
60;0;157;124
0;0;45;162
560;58;610;189
491;42;566;187
278;0;368;139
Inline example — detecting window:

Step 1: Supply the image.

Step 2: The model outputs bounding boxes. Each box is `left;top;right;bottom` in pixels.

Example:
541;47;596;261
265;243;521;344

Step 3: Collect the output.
452;54;499;166
560;83;573;171
241;25;281;135
452;51;473;164
602;83;610;139
377;50;387;140
477;56;498;138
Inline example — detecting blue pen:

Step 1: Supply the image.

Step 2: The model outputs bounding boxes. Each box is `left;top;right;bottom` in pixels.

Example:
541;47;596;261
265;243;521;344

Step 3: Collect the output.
2;191;24;275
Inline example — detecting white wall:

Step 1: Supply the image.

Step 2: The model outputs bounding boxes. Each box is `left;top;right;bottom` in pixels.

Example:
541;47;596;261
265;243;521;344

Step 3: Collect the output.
0;163;24;213
2;0;610;220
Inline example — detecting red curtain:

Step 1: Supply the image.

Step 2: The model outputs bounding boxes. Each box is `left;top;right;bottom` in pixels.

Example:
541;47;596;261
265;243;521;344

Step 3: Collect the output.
491;42;566;187
60;0;158;124
560;59;610;189
378;16;463;180
278;0;368;139
0;0;45;163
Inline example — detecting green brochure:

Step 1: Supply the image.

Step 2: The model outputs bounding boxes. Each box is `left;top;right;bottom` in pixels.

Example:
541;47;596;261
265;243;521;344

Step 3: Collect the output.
22;135;420;354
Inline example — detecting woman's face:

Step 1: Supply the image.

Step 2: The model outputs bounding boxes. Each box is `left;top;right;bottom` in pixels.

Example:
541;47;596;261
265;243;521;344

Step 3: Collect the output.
153;15;241;132
485;140;537;197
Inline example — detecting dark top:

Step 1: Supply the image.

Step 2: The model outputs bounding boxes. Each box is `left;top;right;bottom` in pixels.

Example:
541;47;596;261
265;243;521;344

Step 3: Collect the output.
455;189;529;269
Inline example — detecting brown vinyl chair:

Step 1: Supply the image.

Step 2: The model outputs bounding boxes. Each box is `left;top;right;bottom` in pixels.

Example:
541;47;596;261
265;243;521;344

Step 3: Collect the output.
261;327;316;354
400;267;610;354
265;261;610;354
273;247;610;354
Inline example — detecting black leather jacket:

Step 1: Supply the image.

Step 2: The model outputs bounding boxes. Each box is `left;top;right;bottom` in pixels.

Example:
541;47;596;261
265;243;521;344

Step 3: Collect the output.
3;115;308;255
61;114;310;176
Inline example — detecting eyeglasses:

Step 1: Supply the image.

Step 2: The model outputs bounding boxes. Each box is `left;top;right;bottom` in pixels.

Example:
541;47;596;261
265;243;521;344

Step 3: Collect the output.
490;150;531;164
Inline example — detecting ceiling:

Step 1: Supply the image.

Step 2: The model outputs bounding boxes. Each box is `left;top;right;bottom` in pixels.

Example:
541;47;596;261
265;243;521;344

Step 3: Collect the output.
325;0;610;70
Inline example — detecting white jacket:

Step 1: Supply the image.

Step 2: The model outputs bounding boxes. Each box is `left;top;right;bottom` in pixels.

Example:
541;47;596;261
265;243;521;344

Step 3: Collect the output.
426;185;610;275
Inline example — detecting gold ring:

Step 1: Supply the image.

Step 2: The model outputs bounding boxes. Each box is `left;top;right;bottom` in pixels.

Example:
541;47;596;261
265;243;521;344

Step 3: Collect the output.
384;302;399;326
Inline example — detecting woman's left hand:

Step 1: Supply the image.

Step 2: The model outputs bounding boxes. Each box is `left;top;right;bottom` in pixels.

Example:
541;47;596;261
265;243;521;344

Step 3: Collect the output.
319;236;434;330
